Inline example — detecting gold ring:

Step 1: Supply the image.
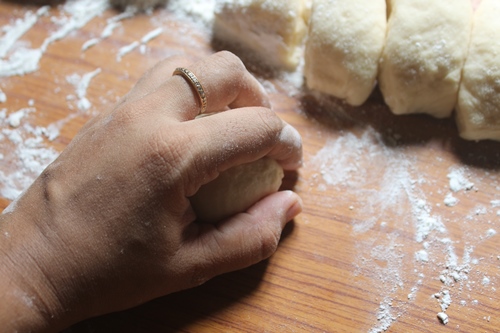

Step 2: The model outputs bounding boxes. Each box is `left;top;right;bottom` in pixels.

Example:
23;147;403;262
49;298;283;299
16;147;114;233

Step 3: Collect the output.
172;67;207;114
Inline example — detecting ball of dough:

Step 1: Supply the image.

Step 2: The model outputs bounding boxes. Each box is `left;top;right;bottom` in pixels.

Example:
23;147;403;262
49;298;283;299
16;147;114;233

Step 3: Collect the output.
378;0;473;118
213;0;308;70
304;0;386;106
456;0;500;141
190;158;284;223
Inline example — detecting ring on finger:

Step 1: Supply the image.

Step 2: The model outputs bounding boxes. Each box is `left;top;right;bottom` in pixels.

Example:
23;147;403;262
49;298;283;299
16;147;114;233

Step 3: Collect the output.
172;67;207;115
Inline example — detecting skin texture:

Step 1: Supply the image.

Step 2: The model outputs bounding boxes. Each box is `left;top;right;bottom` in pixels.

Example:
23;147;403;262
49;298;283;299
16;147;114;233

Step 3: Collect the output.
0;51;303;332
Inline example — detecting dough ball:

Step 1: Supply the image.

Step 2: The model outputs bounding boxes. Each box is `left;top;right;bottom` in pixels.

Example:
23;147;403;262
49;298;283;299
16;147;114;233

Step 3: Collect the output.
456;0;500;141
304;0;386;106
213;0;308;70
378;0;473;118
190;158;284;223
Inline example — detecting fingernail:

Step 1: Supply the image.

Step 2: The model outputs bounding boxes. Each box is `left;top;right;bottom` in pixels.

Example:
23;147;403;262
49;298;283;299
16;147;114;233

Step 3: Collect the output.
279;124;303;169
285;192;303;221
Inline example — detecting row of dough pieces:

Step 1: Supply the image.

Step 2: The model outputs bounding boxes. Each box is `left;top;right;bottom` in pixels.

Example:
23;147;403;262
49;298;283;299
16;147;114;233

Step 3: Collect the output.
213;0;500;142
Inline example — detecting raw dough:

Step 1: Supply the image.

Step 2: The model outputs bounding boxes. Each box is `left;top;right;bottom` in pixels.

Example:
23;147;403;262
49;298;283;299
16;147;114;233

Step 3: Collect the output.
190;157;284;223
456;0;500;141
213;0;308;70
378;0;473;118
304;0;386;106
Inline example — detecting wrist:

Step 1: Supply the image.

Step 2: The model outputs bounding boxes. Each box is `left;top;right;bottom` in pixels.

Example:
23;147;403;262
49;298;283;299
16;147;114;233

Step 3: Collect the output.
0;191;77;332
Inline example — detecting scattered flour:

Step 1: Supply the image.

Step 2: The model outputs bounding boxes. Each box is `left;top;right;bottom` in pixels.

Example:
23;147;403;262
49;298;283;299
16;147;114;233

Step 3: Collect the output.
444;193;458;207
82;6;137;51
0;89;6;103
116;27;163;61
166;0;216;28
0;6;49;58
0;0;108;77
0;112;59;200
66;68;102;111
447;167;474;192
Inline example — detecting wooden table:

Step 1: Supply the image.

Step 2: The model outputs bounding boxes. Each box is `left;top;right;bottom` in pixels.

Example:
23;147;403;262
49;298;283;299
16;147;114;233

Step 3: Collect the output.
1;2;499;332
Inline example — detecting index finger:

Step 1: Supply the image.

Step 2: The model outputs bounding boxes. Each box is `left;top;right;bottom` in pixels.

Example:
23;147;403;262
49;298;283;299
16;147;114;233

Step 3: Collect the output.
143;51;271;121
173;106;303;197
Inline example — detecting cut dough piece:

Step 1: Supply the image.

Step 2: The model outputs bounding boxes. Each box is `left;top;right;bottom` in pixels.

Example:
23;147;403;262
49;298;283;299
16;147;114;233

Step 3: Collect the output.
378;0;473;118
213;0;308;70
456;0;500;141
304;0;386;106
190;158;284;223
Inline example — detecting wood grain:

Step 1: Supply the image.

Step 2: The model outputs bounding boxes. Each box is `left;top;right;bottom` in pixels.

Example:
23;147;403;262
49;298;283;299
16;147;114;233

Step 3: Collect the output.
0;3;499;332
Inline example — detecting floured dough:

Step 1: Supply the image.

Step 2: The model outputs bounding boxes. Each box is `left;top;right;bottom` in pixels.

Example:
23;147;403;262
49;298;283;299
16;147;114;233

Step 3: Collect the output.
213;0;308;70
190;158;284;223
378;0;473;118
304;0;386;106
456;0;500;141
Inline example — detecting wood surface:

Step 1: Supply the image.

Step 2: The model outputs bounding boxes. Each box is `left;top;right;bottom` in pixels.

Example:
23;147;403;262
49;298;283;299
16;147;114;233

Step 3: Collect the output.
1;2;499;332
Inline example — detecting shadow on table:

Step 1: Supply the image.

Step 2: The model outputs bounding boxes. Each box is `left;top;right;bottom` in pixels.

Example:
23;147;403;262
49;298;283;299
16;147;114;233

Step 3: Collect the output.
64;221;295;333
299;87;500;170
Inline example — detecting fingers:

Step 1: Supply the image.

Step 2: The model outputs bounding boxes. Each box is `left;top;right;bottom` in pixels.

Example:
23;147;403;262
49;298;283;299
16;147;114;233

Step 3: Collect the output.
144;51;271;121
173;107;302;194
123;55;195;104
184;190;302;283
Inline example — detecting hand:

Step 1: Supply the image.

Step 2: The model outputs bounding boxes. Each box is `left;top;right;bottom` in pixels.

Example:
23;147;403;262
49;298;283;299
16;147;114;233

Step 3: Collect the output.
0;51;302;332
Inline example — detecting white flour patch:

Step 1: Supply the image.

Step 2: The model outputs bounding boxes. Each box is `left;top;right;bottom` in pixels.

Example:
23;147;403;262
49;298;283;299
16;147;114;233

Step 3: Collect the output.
166;0;216;28
82;7;137;52
0;89;6;103
116;27;163;61
447;167;474;192
308;122;498;332
7;108;35;128
0;111;59;200
444;193;458;207
0;6;49;58
485;229;497;238
0;0;108;77
66;68;102;111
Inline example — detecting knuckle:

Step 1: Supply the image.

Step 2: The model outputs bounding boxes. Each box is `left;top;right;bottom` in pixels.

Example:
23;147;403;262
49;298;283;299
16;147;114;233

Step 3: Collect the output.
213;51;247;79
256;224;281;260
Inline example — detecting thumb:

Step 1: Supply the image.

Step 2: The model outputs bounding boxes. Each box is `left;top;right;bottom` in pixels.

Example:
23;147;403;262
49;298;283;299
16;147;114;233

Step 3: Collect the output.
185;191;302;283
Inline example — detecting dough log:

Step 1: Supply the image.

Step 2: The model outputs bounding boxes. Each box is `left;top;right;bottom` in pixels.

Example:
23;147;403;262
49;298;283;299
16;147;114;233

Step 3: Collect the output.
456;0;500;141
304;0;386;106
213;0;308;70
378;0;473;118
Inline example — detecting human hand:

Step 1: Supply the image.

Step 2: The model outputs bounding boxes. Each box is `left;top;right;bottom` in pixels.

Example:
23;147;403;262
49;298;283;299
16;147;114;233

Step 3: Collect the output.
0;51;302;332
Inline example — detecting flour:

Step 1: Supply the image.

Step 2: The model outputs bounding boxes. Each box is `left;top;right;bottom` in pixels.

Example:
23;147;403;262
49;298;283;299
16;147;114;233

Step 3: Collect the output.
0;116;59;200
0;89;6;103
491;200;500;208
116;27;163;61
444;193;458;207
0;6;49;58
66;68;102;111
166;0;216;28
485;229;497;238
0;0;108;77
309;119;498;331
82;7;137;52
7;108;35;128
447;167;474;192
